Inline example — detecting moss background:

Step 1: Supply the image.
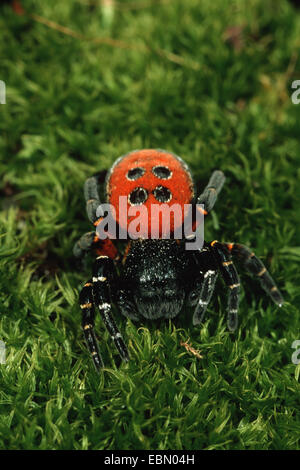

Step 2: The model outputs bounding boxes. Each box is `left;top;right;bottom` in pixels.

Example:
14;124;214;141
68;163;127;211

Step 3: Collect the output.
0;0;300;450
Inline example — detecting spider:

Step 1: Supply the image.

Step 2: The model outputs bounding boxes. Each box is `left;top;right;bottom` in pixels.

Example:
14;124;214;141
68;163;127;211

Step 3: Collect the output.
73;149;284;370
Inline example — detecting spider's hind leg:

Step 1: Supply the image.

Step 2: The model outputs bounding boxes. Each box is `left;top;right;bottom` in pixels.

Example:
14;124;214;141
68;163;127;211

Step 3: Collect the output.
227;243;284;307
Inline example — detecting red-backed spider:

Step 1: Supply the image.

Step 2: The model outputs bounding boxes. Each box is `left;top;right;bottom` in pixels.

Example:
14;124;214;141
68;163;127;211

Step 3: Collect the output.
74;149;284;370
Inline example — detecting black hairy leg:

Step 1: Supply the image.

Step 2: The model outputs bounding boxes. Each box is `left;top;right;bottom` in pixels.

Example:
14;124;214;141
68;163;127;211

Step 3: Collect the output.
197;170;226;214
224;242;284;307
210;241;241;331
79;256;129;370
80;280;104;370
84;174;103;224
192;269;219;326
92;255;129;363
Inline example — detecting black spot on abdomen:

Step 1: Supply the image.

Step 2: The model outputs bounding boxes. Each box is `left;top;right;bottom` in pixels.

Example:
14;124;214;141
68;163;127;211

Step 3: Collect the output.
128;187;148;205
153;186;172;203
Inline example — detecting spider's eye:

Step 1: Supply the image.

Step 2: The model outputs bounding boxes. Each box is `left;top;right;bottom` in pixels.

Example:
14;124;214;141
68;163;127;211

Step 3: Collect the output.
152;166;172;179
128;187;148;205
126;167;145;180
153;186;172;203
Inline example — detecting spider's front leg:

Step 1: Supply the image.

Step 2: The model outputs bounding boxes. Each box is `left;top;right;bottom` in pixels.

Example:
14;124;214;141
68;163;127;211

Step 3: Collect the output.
79;256;129;370
80;280;104;370
210;241;241;331
197;170;226;214
92;255;129;363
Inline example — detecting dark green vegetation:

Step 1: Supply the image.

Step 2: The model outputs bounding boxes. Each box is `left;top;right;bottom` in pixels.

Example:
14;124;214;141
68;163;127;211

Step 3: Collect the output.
0;0;300;450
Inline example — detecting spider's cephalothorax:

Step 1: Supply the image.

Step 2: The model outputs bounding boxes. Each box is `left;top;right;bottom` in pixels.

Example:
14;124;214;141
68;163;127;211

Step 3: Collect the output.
74;149;284;370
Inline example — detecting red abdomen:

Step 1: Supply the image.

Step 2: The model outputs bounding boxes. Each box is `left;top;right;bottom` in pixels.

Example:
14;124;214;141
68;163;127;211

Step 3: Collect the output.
106;149;194;238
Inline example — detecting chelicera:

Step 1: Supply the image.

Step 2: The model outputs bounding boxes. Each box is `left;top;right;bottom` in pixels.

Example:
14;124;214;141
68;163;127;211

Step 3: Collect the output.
73;149;284;370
